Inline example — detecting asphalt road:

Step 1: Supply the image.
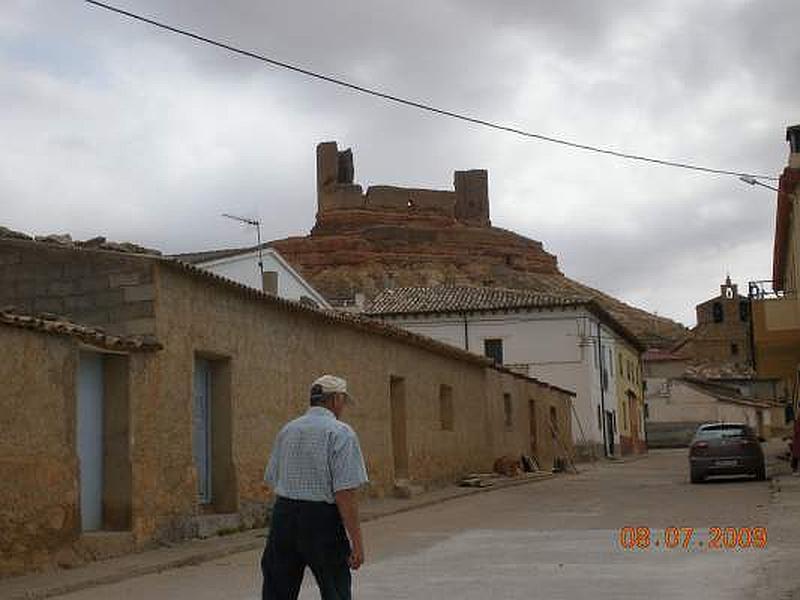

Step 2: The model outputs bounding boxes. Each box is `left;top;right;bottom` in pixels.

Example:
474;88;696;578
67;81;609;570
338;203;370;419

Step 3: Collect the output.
59;449;777;600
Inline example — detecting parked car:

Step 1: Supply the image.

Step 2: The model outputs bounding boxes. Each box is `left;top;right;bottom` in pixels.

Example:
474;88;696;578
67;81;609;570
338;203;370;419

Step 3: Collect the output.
688;423;766;483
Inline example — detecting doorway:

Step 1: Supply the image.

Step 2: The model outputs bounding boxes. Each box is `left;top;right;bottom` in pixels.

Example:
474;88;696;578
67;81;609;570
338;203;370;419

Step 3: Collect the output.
605;410;615;456
628;392;640;442
390;376;408;480
193;358;212;504
77;351;104;531
528;400;537;456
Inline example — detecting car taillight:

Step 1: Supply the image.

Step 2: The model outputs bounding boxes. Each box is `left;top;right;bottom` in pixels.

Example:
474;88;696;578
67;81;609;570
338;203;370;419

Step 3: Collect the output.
691;441;709;455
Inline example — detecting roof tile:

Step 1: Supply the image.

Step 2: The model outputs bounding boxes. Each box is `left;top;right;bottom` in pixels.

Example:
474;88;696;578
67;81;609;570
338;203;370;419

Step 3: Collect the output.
366;285;591;315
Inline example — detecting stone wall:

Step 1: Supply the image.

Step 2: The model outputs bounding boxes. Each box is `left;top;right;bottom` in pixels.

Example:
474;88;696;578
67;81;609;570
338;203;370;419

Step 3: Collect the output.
0;327;80;576
153;262;573;510
315;141;489;226
484;369;573;471
0;239;156;337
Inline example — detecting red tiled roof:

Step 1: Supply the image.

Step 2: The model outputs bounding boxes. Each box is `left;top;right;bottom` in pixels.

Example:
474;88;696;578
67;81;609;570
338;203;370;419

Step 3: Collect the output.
366;285;645;352
367;285;590;315
642;348;688;362
0;309;162;352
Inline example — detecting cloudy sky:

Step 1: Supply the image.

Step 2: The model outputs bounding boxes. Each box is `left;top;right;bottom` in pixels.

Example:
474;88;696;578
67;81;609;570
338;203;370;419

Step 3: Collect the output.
2;1;798;325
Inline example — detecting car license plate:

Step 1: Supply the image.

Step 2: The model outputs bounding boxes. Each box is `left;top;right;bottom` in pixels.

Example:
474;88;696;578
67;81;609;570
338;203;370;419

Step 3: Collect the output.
716;459;738;467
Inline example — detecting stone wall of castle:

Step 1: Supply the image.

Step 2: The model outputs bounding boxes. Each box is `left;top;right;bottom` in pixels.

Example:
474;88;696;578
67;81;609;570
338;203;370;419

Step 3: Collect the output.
316;142;490;227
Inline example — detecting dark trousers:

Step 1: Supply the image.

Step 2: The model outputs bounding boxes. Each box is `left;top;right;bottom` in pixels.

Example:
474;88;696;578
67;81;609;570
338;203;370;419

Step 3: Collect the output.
262;497;352;600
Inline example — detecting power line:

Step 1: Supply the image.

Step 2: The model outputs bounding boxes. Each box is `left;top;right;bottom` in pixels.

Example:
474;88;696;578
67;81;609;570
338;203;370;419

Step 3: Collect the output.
85;0;780;182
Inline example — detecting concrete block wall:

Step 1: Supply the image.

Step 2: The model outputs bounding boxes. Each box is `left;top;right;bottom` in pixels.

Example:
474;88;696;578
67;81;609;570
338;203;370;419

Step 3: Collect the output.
0;240;156;337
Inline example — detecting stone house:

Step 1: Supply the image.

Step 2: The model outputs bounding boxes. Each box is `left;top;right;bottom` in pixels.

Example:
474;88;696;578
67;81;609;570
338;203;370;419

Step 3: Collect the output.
0;237;574;576
365;285;646;458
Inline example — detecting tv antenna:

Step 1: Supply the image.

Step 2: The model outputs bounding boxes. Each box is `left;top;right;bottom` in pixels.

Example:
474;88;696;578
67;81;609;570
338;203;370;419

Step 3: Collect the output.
221;213;264;275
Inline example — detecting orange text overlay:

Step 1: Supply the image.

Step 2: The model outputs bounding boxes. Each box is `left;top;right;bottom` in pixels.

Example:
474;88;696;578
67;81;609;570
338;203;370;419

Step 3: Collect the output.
618;526;767;551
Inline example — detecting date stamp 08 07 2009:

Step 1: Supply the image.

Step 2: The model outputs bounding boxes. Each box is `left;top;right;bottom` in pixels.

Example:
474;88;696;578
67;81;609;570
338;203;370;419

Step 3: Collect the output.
617;526;768;551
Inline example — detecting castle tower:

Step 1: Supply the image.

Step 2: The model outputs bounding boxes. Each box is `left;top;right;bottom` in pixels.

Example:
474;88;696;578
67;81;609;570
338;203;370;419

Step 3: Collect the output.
454;170;490;227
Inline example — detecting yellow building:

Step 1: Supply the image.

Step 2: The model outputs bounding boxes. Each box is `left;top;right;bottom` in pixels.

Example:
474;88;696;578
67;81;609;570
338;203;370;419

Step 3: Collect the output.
750;125;800;413
615;341;646;454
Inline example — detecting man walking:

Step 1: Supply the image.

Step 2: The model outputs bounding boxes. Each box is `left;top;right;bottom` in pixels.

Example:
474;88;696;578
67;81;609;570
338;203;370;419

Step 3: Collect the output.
262;375;369;600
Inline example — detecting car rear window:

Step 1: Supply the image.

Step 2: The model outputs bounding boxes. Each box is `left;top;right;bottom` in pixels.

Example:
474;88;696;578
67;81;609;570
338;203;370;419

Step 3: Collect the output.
695;425;751;439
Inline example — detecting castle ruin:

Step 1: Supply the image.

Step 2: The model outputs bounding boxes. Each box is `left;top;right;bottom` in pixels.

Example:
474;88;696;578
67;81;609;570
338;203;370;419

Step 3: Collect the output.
315;141;491;227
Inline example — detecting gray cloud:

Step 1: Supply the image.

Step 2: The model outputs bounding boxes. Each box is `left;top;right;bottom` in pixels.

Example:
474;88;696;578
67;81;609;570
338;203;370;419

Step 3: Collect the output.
2;0;798;326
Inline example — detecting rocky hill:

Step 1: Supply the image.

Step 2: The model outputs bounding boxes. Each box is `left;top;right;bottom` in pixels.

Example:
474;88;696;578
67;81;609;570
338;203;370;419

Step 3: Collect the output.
270;225;686;348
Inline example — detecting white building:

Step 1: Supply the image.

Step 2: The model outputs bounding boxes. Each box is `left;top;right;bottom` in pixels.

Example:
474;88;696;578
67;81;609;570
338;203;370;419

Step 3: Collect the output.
172;246;330;309
366;286;645;458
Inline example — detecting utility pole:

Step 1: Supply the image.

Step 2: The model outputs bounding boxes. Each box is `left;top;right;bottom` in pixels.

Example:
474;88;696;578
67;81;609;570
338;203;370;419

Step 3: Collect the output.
221;213;264;277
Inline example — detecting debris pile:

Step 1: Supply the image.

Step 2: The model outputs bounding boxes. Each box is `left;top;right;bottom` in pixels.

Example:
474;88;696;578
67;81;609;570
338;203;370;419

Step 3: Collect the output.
0;226;161;256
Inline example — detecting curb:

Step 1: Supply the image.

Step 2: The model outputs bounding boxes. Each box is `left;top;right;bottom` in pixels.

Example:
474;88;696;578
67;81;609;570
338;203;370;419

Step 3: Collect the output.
3;472;556;600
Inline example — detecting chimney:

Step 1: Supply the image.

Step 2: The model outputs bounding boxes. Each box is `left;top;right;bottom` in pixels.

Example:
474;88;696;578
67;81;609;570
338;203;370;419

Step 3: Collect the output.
354;292;366;310
262;271;278;295
788;125;800;169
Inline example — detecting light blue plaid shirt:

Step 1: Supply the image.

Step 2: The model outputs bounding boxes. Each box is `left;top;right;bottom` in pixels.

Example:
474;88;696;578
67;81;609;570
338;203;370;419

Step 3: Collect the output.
265;406;369;504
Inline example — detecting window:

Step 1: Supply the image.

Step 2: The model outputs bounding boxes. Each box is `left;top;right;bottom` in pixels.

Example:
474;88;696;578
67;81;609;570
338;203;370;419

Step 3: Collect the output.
549;406;558;440
712;302;724;323
619;354;623;376
597;405;602;431
739;301;749;322
503;393;513;429
731;343;739;356
644;403;649;420
484;339;504;365
439;384;454;431
695;424;753;440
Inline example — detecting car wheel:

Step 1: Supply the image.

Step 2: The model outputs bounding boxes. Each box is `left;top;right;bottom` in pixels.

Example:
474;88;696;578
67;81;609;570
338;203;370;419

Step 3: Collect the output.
690;469;705;484
755;464;767;481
